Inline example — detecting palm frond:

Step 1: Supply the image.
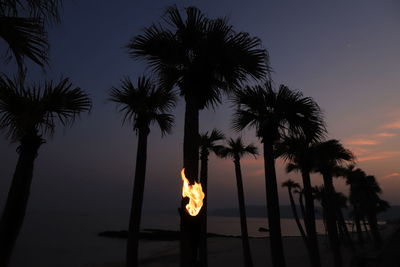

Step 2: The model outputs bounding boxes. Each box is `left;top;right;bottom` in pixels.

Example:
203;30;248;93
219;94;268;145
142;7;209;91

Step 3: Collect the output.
282;179;300;189
0;75;91;141
0;0;61;22
109;76;175;135
0;15;48;71
219;136;258;159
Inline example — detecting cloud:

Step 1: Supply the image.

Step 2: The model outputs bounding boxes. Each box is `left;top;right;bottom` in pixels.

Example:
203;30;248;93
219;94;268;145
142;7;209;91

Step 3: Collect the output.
248;169;264;177
344;138;379;146
376;132;397;137
357;151;400;162
383;172;400;178
381;121;400;129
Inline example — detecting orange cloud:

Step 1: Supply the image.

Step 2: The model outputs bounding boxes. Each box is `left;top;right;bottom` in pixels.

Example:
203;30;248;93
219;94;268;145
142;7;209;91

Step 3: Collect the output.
345;138;379;146
357;151;400;162
350;147;372;156
376;132;397;137
248;169;264;177
383;172;400;178
381;121;400;129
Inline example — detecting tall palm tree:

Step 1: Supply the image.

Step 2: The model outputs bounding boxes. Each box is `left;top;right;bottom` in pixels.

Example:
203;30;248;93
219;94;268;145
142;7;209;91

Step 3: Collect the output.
128;6;268;265
232;82;325;267
276;134;327;267
198;128;224;267
0;75;91;266
0;0;61;72
219;137;258;267
109;76;175;267
281;180;307;244
311;140;354;267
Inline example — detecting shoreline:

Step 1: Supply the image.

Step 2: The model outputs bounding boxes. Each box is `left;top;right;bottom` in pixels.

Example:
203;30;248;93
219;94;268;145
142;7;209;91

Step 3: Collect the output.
90;222;399;267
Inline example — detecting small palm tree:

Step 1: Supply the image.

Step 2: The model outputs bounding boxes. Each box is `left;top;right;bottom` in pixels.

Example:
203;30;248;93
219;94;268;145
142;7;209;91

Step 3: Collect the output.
0;75;91;266
0;0;61;72
232;82;324;267
337;165;366;245
357;174;387;248
311;140;354;267
109;76;175;267
198;128;224;267
219;137;258;267
281;180;307;244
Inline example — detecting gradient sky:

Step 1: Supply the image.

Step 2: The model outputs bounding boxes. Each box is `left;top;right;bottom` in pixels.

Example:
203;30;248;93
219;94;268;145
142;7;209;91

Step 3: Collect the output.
1;0;399;216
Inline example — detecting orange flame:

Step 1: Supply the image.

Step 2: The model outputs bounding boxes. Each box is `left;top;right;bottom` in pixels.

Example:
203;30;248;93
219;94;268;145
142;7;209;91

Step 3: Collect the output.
181;168;205;216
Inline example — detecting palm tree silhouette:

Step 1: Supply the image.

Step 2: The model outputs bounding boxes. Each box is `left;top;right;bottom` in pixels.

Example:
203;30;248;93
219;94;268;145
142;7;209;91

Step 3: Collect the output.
109;76;175;267
276;134;327;267
198;128;224;267
219;137;258;267
0;76;91;266
356;174;388;249
128;6;268;265
281;180;307;244
0;0;61;72
311;140;354;267
337;165;366;245
232;82;325;267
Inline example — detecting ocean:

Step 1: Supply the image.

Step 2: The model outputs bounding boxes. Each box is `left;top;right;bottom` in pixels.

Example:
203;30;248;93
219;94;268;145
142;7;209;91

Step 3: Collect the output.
9;210;327;267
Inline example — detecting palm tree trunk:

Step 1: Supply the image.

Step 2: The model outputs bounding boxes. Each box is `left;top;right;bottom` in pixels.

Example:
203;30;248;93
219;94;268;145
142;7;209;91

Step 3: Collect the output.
336;208;354;250
180;96;200;267
367;211;381;249
301;170;322;267
199;151;208;267
322;173;343;267
262;140;286;267
288;188;307;244
0;134;43;267
299;191;305;220
362;218;370;238
126;127;149;267
234;156;253;267
353;209;364;245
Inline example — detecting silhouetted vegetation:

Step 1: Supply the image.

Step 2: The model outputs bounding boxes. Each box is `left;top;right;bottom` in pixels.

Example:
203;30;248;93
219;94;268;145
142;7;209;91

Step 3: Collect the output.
0;3;394;267
0;76;90;266
0;0;61;73
109;76;175;267
128;5;268;266
219;137;258;267
199;129;225;267
232;82;325;267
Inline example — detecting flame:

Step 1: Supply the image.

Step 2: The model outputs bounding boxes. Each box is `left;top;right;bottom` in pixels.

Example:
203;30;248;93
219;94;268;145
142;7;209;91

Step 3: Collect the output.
181;168;205;216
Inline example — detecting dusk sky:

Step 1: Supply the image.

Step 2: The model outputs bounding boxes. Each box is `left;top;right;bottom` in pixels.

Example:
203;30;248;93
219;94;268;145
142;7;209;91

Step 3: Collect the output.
1;0;399;216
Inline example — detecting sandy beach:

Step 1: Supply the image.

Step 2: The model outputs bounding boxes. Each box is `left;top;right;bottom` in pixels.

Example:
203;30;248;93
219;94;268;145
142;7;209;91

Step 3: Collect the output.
88;222;399;267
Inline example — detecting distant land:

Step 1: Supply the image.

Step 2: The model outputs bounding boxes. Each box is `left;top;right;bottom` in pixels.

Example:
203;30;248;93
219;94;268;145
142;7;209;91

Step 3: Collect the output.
208;205;400;221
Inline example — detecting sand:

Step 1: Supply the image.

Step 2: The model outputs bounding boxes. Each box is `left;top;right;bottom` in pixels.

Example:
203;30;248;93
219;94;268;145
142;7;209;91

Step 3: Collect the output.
87;223;400;267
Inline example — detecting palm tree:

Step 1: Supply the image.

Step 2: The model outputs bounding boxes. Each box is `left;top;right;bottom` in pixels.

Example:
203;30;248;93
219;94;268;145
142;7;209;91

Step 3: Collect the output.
337;165;366;245
0;75;91;266
198;128;224;267
356;174;387;249
109;76;175;267
219;137;258;267
281;180;307;244
276;134;327;267
312;185;328;234
311;140;354;267
128;6;268;265
0;0;61;72
232;82;325;267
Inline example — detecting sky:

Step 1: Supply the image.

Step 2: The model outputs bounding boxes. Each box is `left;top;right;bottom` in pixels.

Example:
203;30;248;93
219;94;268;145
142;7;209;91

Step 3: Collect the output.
0;0;399;216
